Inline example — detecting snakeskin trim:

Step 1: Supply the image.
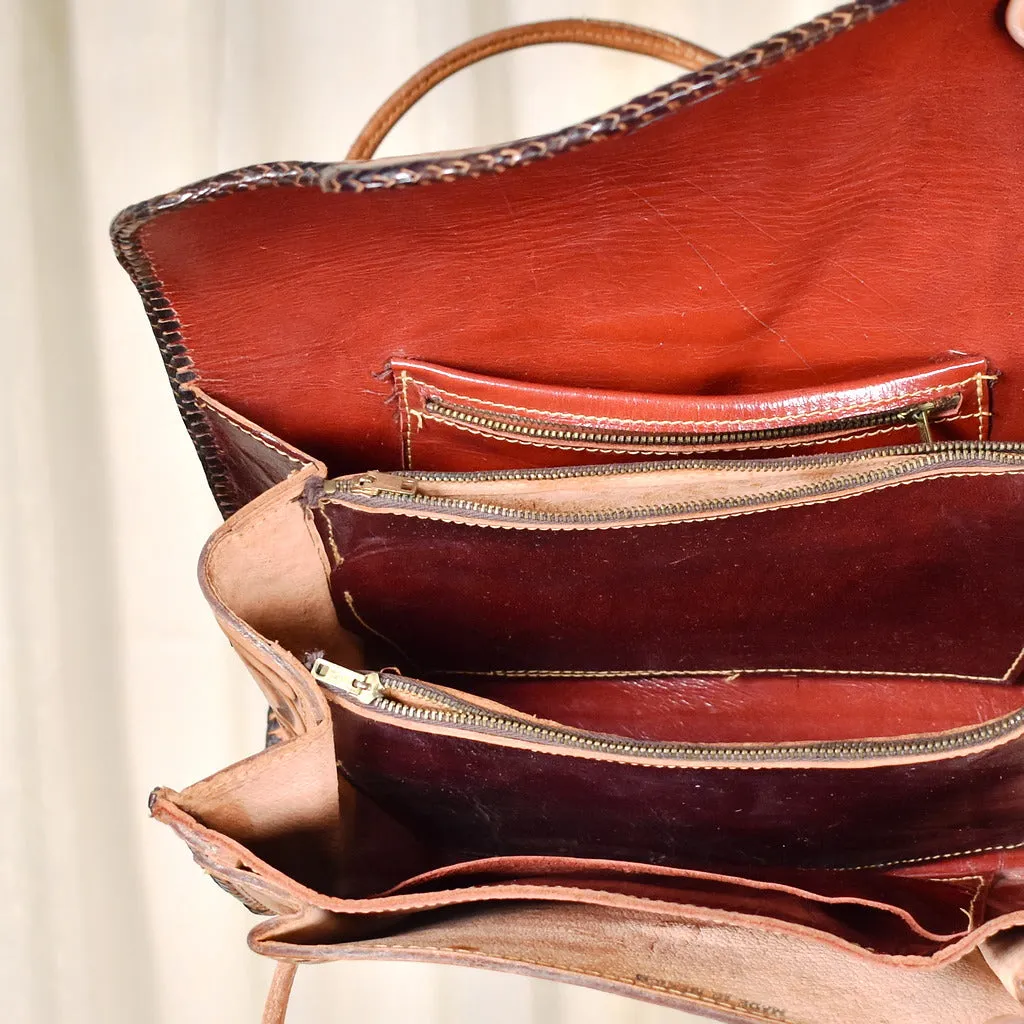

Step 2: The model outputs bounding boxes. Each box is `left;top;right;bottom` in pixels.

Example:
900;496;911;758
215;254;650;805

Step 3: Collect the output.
110;0;903;517
266;708;289;747
210;873;275;915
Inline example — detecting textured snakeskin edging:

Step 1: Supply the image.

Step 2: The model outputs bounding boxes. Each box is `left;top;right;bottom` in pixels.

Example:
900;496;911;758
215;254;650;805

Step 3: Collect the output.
266;708;289;747
110;0;903;516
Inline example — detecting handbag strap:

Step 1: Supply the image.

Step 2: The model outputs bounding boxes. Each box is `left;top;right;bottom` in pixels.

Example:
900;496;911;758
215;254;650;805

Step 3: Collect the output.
262;962;297;1024
346;18;720;161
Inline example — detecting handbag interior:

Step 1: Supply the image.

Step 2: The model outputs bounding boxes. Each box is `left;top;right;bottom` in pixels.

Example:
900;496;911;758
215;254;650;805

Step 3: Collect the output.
116;0;1024;963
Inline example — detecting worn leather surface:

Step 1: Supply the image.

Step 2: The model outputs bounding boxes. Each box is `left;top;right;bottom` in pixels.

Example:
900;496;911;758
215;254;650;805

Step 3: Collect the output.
329;690;1024;872
144;433;1024;1015
250;902;1024;1024
316;467;1024;683
395;355;992;470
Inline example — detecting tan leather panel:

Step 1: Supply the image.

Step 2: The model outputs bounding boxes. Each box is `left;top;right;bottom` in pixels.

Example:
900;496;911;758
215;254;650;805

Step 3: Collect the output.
252;902;1023;1023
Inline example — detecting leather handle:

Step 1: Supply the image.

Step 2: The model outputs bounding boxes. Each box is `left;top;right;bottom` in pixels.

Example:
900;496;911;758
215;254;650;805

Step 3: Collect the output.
346;18;721;162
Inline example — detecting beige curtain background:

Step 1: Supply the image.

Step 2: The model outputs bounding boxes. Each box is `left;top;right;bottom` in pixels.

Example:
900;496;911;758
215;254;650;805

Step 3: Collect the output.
2;2;825;1022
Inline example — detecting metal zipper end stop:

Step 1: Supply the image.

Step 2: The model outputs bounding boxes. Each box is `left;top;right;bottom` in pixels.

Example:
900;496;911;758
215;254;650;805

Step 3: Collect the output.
311;657;383;704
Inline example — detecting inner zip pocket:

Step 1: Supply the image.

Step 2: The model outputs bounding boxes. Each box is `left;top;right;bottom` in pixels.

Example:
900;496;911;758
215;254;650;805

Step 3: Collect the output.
314;658;1024;873
422;393;952;448
312;660;1024;766
310;442;1024;683
392;355;994;471
321;441;1024;528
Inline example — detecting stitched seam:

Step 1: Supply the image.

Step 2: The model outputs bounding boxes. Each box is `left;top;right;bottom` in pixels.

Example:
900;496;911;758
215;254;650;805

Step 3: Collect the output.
432;648;1024;683
414;410;982;456
943;875;988;931
201;401;305;468
1000;644;1024;682
406;373;983;428
835;842;1024;872
118;231;240;516
977;373;986;442
340;944;800;1022
314;507;342;567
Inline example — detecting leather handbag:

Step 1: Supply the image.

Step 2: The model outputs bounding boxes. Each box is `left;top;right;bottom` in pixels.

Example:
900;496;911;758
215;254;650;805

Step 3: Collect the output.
112;2;1024;1021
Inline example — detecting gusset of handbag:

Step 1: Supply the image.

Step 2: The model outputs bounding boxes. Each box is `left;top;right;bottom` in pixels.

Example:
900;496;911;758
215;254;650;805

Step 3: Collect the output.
113;1;1024;1020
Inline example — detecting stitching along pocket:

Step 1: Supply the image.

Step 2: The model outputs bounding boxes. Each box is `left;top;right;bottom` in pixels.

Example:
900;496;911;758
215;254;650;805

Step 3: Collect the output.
391;355;995;472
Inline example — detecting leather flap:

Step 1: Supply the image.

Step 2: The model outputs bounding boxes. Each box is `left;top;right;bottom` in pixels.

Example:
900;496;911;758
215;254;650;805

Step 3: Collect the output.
112;0;1024;515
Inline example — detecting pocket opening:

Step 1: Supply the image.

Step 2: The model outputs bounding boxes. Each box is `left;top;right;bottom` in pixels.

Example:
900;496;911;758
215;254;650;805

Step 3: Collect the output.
394;355;994;472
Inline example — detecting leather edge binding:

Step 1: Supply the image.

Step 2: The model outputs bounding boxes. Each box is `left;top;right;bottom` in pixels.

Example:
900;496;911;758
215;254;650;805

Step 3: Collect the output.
109;0;903;518
112;233;245;513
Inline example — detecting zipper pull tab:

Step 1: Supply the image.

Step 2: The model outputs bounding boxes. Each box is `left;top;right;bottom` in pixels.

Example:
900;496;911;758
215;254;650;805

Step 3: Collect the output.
351;471;419;498
894;402;937;444
311;658;383;704
913;403;936;444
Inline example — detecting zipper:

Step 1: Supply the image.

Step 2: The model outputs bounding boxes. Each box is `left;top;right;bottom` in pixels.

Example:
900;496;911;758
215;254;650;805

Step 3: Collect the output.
321;441;1024;526
421;395;955;449
311;657;1024;764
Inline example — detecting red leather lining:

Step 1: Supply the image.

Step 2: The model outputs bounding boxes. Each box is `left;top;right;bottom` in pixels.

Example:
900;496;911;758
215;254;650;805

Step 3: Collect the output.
132;0;1024;482
454;676;1024;744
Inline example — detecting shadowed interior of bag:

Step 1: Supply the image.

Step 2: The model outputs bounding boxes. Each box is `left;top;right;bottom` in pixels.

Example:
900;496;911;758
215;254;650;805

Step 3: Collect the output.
120;0;1024;969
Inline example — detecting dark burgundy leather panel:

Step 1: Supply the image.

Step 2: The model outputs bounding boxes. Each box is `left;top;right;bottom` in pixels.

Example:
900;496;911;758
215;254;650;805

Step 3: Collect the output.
317;470;1024;684
198;393;309;508
127;0;1024;490
331;699;1024;871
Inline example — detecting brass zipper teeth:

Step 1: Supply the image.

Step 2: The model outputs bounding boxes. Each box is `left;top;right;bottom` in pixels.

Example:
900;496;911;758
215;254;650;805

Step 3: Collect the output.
365;674;1024;763
314;442;1024;762
423;396;955;447
324;442;1024;526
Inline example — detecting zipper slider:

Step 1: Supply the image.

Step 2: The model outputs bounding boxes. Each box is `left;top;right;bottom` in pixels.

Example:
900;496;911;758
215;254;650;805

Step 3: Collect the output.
311;658;383;704
351;471;419;498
